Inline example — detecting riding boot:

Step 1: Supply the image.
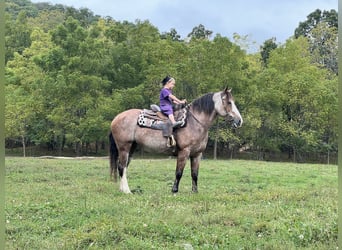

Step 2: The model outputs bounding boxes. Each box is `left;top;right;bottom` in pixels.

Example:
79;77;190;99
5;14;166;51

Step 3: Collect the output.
172;121;183;127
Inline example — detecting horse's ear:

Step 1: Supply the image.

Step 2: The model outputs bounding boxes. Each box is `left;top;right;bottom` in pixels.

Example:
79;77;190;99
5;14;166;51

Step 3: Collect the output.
223;87;232;93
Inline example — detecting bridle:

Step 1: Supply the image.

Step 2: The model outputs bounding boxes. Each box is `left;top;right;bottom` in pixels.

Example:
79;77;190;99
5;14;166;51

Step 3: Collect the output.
220;92;233;118
220;91;242;128
185;91;235;128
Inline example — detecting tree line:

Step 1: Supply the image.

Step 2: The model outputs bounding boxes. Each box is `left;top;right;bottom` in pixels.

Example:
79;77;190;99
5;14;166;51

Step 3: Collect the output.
5;0;338;162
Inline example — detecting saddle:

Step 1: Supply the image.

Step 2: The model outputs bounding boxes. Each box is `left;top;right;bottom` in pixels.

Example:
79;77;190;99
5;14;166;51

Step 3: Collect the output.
137;104;187;147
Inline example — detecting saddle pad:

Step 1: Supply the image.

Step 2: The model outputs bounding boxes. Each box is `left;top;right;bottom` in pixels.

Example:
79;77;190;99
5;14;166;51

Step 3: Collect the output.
137;108;187;128
137;113;164;127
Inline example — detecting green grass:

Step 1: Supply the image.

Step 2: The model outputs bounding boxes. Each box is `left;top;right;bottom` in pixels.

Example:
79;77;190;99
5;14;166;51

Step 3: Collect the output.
5;157;337;249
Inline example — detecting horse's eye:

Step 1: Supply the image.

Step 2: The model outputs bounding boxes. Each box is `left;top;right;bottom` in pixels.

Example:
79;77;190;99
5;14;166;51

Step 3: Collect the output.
227;101;232;105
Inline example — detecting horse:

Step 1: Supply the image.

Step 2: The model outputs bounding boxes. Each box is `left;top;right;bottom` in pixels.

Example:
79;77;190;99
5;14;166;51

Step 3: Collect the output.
109;87;243;193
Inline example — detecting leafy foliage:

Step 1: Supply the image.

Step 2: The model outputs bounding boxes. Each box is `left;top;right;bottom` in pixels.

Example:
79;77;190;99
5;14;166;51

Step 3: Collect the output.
294;9;338;74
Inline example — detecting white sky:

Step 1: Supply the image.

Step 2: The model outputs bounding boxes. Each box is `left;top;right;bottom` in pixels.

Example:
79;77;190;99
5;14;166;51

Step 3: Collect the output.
31;0;337;49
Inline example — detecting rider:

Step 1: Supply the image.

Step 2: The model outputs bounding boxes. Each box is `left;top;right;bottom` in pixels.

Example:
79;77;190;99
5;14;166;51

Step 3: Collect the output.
160;76;186;127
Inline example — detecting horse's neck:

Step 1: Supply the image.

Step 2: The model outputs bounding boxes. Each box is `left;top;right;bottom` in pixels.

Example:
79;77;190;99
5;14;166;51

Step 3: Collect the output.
189;107;217;129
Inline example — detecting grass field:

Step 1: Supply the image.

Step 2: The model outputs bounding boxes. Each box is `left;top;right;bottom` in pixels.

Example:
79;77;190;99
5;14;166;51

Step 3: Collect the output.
5;157;337;249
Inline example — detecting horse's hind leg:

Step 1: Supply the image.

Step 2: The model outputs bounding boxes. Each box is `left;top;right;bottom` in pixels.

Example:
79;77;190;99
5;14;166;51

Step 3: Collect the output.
118;151;131;193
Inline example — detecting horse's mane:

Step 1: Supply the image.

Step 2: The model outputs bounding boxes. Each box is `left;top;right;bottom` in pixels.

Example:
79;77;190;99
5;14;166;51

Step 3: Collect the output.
191;93;215;115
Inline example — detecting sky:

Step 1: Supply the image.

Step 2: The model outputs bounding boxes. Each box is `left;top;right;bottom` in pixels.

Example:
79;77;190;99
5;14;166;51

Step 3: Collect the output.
31;0;337;50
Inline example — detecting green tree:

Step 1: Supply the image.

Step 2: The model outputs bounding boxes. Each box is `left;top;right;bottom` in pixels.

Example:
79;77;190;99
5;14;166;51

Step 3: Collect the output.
28;9;65;32
48;18;112;154
64;6;99;27
5;85;37;156
5;0;38;18
294;9;338;74
161;28;182;41
187;24;213;40
234;53;264;159
5;11;32;62
294;9;337;38
5;28;56;154
257;37;337;161
309;22;338;74
260;37;277;67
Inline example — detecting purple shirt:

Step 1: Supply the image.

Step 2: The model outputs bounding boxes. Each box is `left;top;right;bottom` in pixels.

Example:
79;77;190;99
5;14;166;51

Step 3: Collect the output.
159;88;173;115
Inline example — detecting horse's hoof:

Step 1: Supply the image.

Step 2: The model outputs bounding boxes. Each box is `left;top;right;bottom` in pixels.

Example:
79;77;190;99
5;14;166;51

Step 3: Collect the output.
120;188;132;194
172;187;178;193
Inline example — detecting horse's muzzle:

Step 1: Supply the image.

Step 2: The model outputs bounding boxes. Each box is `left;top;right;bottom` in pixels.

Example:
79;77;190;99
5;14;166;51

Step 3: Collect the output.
232;118;242;128
226;114;243;128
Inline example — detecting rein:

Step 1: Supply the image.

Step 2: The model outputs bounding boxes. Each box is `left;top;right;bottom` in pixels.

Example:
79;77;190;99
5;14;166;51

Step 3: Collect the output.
186;105;208;129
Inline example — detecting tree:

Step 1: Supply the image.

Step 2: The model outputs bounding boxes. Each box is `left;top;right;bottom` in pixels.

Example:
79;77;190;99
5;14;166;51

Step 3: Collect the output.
5;11;32;62
5;85;36;156
257;37;337;162
232;33;258;52
5;28;56;155
187;24;213;40
260;37;277;67
64;6;99;27
294;9;338;74
42;18;114;154
294;9;337;38
5;0;38;18
5;55;45;156
161;28;182;41
28;9;65;32
309;22;337;74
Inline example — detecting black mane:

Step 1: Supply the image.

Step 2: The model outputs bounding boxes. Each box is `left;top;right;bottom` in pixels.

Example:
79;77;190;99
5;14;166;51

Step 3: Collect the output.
191;93;215;115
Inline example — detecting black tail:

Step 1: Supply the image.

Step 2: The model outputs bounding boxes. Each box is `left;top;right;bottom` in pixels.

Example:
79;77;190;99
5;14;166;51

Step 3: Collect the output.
109;132;118;182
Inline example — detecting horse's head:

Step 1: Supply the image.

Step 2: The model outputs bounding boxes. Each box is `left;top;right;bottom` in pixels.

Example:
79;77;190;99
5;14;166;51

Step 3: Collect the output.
214;87;243;128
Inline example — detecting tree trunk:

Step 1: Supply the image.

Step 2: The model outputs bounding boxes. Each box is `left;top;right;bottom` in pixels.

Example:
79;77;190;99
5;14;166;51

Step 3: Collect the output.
213;138;217;160
293;147;296;162
21;135;26;157
213;120;218;160
75;142;81;156
58;138;63;156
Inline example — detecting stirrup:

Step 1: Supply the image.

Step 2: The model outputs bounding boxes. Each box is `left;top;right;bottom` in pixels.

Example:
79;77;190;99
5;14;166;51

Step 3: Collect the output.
167;135;176;147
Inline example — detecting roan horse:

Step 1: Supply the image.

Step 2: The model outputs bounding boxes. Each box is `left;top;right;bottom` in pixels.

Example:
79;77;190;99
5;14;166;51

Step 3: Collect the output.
109;87;243;193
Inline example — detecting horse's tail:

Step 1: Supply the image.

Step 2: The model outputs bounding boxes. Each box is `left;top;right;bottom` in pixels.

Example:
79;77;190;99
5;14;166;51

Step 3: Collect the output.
109;132;118;182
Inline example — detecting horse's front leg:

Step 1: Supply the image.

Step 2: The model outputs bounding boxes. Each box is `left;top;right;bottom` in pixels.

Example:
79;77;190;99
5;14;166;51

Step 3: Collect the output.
172;149;190;193
118;151;131;194
190;153;202;193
